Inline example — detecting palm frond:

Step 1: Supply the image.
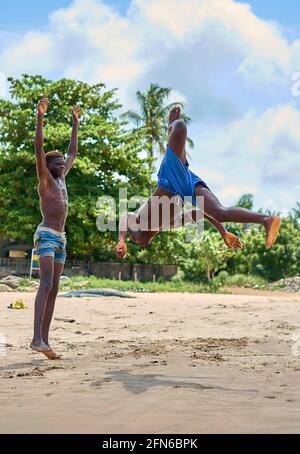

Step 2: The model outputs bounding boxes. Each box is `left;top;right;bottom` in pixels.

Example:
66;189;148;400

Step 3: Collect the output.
187;136;194;148
121;110;142;126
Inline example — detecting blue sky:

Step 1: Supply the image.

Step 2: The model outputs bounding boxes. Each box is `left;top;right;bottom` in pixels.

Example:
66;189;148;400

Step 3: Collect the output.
0;0;300;213
0;1;127;30
1;0;300;31
239;0;300;28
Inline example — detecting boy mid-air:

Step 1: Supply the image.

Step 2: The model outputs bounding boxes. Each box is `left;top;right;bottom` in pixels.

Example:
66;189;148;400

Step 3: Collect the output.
116;106;281;258
30;98;80;359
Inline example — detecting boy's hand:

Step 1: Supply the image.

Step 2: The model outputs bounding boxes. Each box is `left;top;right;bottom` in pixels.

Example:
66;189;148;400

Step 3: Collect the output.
222;231;243;249
72;105;81;124
115;240;127;259
37;97;48;116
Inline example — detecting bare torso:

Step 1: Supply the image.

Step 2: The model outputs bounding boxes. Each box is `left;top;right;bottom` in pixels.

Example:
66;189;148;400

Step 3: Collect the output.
129;186;181;246
38;176;68;232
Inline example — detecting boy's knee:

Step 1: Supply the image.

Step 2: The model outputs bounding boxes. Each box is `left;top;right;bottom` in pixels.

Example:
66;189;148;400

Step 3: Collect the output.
51;282;59;294
131;231;150;247
40;278;53;292
139;236;151;247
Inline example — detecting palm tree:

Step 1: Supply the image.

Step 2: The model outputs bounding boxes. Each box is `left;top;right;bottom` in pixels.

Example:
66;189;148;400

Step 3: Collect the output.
123;83;193;168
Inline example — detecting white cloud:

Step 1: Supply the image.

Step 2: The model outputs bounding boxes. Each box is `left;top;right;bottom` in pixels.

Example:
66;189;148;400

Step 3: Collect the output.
218;183;258;204
190;103;300;213
1;0;300;94
1;31;55;74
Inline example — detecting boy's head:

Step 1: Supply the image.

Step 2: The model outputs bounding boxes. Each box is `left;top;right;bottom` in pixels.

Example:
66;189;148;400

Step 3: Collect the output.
45;150;65;177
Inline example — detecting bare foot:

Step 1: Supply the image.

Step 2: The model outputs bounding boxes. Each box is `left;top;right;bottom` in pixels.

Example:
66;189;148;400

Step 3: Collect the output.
265;216;281;249
222;231;243;249
168;106;181;124
43;350;61;360
30;341;61;360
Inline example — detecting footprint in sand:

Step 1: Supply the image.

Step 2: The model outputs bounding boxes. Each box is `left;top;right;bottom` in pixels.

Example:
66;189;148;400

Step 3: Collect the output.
16;368;44;377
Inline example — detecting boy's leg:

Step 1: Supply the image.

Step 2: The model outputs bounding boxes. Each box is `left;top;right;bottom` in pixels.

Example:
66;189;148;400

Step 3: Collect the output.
170;208;243;248
42;261;64;348
195;185;281;248
31;256;54;351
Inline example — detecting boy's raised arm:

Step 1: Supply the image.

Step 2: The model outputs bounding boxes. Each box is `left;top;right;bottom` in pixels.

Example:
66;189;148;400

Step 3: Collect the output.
35;97;49;180
64;105;81;177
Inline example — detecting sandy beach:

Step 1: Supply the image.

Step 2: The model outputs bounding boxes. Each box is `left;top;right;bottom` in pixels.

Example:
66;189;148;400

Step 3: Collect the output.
1;290;300;434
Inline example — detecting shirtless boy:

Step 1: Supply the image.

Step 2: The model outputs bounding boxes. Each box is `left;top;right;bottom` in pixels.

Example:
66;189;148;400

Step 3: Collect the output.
30;98;80;359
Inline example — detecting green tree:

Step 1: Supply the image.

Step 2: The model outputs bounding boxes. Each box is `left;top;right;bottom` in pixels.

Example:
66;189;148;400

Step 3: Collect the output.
122;83;193;171
152;230;232;283
183;232;232;282
226;216;300;281
291;202;300;225
235;193;254;210
0;75;151;259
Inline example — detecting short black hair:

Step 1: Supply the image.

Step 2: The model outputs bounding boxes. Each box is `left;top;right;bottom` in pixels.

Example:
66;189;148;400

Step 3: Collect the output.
45;150;64;165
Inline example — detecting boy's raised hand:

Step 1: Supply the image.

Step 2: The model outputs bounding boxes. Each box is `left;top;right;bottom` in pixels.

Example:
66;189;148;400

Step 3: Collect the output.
72;105;81;124
37;97;48;116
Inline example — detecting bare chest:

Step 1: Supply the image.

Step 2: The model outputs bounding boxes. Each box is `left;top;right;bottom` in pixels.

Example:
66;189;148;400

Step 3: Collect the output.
39;178;68;202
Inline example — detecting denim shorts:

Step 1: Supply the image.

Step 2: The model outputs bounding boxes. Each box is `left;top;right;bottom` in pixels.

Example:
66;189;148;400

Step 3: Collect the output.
33;229;67;264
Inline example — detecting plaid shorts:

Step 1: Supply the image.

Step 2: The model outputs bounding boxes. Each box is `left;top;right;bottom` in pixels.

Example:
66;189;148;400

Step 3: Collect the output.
33;228;67;264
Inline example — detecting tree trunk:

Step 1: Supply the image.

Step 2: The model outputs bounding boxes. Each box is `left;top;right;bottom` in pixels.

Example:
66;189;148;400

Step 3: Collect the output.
206;267;212;282
147;140;154;196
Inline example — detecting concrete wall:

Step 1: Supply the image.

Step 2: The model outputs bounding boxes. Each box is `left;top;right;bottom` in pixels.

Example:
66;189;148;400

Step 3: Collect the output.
91;262;177;281
0;258;177;282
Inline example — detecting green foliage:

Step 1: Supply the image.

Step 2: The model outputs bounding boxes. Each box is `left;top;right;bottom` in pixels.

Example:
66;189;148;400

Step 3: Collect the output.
214;272;266;288
0;75;151;258
226;217;300;281
177;231;233;282
235;193;254;210
0;74;300;285
132;212;300;284
58;275;212;293
132;228;233;283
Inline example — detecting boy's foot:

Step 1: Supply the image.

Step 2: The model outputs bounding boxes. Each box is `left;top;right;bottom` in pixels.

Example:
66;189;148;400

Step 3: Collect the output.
30;341;61;360
168;106;181;124
265;216;281;249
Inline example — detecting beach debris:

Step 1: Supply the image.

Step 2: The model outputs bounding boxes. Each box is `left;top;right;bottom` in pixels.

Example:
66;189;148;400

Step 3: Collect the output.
72;281;90;289
0;284;14;292
268;276;300;293
61;288;135;298
7;299;27;309
28;281;40;289
0;275;23;289
54;317;76;323
60;276;72;283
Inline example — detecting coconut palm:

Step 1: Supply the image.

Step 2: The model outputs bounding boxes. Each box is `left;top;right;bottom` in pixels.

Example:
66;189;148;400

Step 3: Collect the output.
123;83;193;165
